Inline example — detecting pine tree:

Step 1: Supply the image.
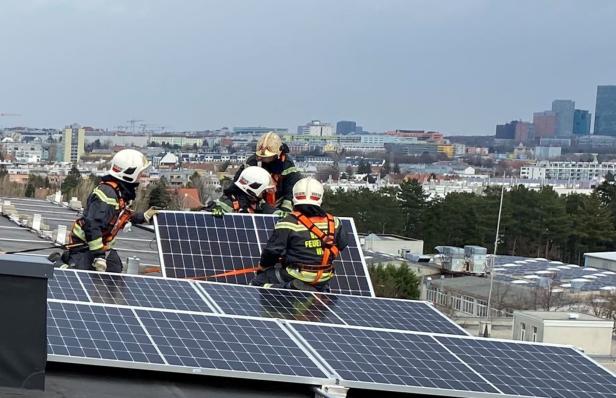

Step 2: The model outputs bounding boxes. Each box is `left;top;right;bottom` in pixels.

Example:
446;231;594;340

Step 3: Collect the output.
61;164;82;195
24;183;35;198
148;179;171;208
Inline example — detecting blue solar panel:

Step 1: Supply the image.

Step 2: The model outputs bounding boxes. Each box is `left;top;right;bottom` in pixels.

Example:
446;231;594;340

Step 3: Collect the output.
437;336;616;398
316;294;469;335
47;269;90;302
156;212;374;296
291;323;498;394
199;282;345;324
136;309;329;380
76;271;213;312
47;301;164;364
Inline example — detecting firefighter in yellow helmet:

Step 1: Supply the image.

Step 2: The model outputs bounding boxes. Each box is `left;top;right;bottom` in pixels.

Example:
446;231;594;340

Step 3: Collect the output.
250;177;348;292
58;149;159;272
233;132;302;216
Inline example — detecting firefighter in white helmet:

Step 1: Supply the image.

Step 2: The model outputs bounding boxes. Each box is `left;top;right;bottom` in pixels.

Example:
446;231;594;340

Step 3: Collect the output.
206;166;276;215
58;149;159;272
233;132;302;216
251;177;348;292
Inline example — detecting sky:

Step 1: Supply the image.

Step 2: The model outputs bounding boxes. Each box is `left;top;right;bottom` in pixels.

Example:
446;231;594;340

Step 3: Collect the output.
1;0;615;134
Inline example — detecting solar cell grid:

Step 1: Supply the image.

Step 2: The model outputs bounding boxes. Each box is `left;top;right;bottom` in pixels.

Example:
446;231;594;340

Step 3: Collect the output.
47;269;90;302
136;309;328;380
291;323;498;394
156;212;374;296
47;301;164;364
437;336;616;398
315;294;469;336
199;282;345;324
76;271;213;313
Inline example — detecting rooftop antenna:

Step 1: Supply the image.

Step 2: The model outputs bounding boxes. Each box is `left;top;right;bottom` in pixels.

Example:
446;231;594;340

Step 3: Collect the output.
485;185;505;336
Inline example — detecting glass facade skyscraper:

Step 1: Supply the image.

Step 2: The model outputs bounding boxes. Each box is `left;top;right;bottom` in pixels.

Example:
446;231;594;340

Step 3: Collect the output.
573;110;591;135
551;100;575;136
594;85;616;136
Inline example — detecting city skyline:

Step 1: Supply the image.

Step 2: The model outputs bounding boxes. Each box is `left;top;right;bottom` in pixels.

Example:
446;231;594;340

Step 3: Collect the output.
1;0;615;134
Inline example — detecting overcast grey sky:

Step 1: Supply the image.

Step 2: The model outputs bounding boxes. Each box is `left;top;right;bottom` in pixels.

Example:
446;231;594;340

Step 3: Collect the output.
1;0;615;134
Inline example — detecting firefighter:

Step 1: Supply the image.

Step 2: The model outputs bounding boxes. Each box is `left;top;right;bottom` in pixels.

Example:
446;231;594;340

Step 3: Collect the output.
59;149;158;272
206;166;276;215
233;131;301;216
250;177;348;292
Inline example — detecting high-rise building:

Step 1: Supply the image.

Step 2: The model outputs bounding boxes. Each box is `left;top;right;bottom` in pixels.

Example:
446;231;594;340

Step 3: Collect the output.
63;124;85;163
336;121;357;135
514;122;534;143
594;85;616;136
573;110;591;135
495;121;516;139
551;100;575;137
533;111;557;138
297;120;334;136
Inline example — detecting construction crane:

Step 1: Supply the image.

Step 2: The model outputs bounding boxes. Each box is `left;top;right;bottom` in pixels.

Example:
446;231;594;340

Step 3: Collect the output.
126;119;143;133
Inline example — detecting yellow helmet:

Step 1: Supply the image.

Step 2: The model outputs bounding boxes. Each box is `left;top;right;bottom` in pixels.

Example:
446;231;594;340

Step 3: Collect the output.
255;132;282;158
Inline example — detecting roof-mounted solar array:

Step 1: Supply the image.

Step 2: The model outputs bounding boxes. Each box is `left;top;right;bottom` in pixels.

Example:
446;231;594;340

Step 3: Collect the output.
154;212;374;296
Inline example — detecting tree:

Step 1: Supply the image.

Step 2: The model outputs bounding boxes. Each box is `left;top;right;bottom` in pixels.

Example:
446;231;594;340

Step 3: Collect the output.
61;164;82;195
380;160;391;178
24;183;35;198
595;172;616;227
398;179;428;237
393;162;401;174
357;159;372;174
148;179;172;208
368;263;420;299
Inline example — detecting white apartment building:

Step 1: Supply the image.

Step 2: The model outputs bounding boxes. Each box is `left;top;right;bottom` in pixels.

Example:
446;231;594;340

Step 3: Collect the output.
297;120;335;136
1;142;45;163
521;161;616;180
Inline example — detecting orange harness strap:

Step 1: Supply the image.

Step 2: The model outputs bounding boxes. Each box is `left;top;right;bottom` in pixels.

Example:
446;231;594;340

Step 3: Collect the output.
290;212;340;283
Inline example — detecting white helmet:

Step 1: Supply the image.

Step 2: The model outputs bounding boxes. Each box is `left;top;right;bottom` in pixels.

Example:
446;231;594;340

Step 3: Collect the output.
109;149;150;183
292;177;324;206
234;166;274;199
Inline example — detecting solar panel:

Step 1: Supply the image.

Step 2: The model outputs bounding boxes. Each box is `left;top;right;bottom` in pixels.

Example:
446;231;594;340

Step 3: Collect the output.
76;271;214;313
290;323;499;395
436;336;616;398
199;282;345;324
47;269;90;302
156;211;374;296
315;294;469;335
47;301;164;365
135;309;330;382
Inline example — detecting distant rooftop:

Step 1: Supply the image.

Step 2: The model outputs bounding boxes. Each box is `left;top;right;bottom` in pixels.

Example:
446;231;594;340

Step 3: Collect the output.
516;311;614;322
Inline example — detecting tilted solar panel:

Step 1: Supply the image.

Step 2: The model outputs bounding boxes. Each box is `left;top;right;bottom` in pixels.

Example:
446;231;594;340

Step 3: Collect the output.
436;336;616;398
135;309;329;382
47;301;164;364
47;269;90;302
198;282;345;324
155;211;374;296
77;271;214;313
313;293;469;335
290;322;498;395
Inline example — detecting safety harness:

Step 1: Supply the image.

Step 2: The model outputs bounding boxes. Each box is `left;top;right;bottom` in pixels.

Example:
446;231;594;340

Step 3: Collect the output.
290;211;340;283
70;180;133;251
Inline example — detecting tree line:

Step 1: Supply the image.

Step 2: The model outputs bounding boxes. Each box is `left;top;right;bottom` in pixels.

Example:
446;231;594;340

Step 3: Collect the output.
323;175;616;265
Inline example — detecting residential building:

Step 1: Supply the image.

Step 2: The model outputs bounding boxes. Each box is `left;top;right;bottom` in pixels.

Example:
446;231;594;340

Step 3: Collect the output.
384;142;439;156
297;120;334;136
336;121;357;135
63;124;85;163
551;100;575;136
1;142;45;163
495;121;516;139
520;161;616;180
513;311;613;355
85;132;149;147
534;146;561;161
533;111;557;138
385;130;444;144
514;121;533;143
573;109;592;135
437;144;454;158
149;135;204;147
594;85;616;136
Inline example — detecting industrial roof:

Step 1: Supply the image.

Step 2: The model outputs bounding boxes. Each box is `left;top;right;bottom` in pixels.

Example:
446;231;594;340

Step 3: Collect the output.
585;252;616;261
516;311;615;322
0;197;159;266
